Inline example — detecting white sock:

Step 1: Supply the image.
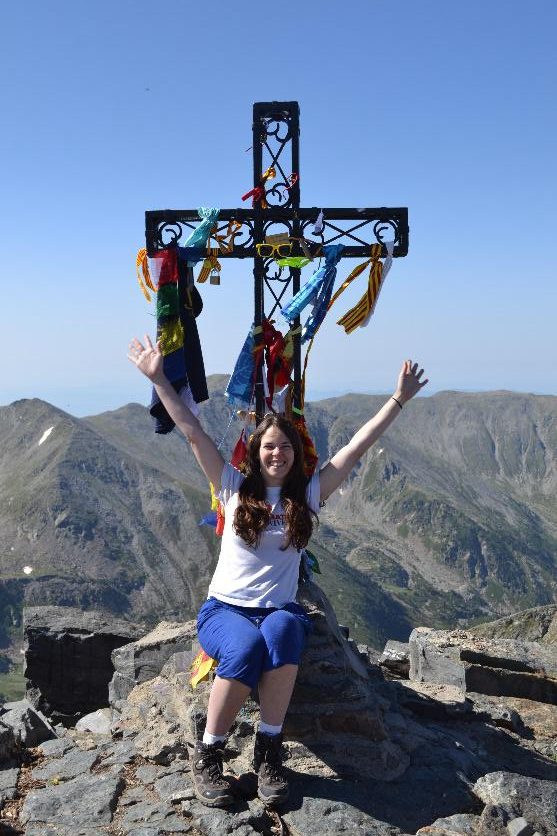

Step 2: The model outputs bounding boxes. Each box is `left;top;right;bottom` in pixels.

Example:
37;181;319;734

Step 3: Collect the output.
259;721;282;736
202;731;226;745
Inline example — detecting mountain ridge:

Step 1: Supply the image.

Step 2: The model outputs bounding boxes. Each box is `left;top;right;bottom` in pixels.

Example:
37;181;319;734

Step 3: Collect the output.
1;383;556;684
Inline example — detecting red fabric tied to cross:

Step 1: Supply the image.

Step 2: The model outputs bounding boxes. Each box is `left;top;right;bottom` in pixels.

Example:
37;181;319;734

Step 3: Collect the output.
261;319;292;408
231;426;249;470
149;247;179;288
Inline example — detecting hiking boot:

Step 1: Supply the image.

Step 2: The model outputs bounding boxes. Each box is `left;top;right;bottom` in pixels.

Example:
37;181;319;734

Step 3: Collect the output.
191;740;234;807
253;731;289;805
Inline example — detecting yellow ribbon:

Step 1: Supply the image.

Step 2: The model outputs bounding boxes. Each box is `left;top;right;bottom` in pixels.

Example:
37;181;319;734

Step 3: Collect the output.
158;319;184;356
336;244;383;334
259;167;276;209
198;221;243;283
190;649;218;689
135;248;157;302
197;247;221;284
210;219;243;255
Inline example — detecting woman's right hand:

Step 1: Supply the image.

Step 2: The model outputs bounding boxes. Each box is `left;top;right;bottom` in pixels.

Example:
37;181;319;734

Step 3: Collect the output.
127;335;165;384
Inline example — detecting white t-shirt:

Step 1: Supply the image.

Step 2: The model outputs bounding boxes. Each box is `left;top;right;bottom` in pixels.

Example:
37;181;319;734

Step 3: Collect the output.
207;463;321;608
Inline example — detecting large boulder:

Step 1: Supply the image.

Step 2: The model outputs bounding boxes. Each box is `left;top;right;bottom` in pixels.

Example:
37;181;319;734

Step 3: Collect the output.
474;771;557;835
109;620;198;710
23;606;143;725
409;627;557;703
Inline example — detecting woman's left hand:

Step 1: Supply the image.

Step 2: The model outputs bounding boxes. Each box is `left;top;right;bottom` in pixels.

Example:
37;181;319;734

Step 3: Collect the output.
394;360;428;405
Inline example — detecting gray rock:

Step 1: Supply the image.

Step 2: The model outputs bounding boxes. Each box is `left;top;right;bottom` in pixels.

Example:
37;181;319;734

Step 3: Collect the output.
135;763;166;785
0;720;18;761
469;694;527;735
0;698;57;746
415;812;480;834
98;737;137;766
478;803;509;835
24;826;108;836
110;620;198;705
75;707;113;735
119;784;147;806
379;640;411;678
474;772;557;834
38;737;76;757
109;670;138;710
409;628;557;704
283;795;408;835
20;772;124;826
191;799;267;836
0;765;20;805
24;605;143;724
507;817;535;836
32;747;99;781
125;830;180;836
153;768;191;802
120;798;190;832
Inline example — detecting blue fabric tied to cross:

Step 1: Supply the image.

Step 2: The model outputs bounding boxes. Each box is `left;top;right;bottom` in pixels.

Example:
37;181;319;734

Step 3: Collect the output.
182;208;220;248
280;244;344;343
225;325;256;407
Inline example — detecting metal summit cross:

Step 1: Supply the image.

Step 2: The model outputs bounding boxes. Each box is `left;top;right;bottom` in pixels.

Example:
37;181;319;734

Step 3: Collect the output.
144;100;409;421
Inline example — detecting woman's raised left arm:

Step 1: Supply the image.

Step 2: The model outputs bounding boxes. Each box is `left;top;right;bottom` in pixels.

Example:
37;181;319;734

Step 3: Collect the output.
318;360;428;502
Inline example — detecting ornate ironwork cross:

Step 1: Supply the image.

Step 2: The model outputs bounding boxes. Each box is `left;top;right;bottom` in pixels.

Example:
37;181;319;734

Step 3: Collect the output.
145;100;408;421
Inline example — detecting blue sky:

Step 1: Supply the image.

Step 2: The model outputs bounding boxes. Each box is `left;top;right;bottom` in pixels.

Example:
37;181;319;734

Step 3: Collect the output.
1;0;556;415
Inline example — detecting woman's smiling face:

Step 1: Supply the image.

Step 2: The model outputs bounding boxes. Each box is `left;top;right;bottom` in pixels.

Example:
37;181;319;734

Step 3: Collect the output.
258;426;295;486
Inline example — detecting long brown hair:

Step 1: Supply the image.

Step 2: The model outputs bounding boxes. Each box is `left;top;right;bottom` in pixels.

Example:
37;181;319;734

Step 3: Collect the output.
233;414;317;550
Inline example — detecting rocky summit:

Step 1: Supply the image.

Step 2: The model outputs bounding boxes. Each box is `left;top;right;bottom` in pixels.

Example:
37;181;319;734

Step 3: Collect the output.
0;589;556;835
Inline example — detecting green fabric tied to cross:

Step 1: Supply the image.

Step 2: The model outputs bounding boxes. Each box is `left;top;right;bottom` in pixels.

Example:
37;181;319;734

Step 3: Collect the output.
305;549;321;574
156;284;179;319
276;256;312;269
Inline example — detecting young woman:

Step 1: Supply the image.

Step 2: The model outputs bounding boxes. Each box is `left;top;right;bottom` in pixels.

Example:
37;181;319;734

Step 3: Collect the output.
128;334;427;807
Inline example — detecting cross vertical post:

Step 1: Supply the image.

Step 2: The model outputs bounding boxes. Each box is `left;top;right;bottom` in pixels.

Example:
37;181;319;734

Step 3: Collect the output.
251;102;301;419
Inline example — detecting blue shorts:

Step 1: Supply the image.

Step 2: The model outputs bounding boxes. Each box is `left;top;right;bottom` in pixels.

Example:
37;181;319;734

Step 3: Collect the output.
197;597;312;690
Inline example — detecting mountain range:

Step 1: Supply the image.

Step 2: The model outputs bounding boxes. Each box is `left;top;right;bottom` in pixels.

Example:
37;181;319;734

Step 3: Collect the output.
1;380;556;687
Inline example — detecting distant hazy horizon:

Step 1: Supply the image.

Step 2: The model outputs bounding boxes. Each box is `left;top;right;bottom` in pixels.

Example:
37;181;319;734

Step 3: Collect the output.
2;381;556;420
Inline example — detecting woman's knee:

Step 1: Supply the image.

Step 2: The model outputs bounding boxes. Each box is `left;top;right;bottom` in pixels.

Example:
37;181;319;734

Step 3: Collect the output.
260;610;307;667
216;631;267;689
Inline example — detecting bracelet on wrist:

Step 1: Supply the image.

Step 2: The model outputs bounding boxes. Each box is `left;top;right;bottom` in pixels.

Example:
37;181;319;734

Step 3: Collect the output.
392;396;403;410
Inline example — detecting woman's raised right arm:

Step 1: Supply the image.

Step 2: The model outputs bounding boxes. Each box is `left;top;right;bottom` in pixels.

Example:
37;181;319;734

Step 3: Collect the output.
128;335;225;489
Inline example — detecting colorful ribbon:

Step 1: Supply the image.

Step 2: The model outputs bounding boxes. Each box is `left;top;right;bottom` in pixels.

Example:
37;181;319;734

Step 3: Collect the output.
225;325;257;408
261;319;292;408
337;241;394;333
311;210;324;236
197;248;221;284
182;208;220;248
135;248;157;302
158;319;184;356
280;245;344;334
148;247;179;289
210;219;242;254
276;256;311;269
242;167;276;208
156;284;179;318
190;649;218;689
